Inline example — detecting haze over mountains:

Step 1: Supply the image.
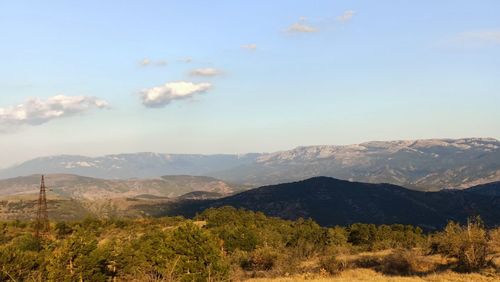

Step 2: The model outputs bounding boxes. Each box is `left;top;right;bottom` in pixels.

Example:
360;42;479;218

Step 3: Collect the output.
1;138;499;191
0;174;241;200
0;153;260;180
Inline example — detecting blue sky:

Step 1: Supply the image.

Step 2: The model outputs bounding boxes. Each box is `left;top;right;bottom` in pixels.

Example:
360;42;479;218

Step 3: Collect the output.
0;0;499;167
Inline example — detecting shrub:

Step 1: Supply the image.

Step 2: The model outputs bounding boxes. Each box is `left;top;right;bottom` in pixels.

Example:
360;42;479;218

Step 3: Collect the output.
348;223;425;251
46;229;110;282
432;217;489;272
319;256;347;275
379;250;415;275
55;222;73;238
241;247;279;271
348;224;377;248
353;255;383;268
286;218;329;258
489;228;500;255
117;222;230;281
168;222;230;281
327;226;348;247
0;246;42;281
10;233;41;252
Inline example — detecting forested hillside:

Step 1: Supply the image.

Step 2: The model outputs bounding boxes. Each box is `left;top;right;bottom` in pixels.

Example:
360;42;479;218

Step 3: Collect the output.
158;177;500;230
0;207;499;281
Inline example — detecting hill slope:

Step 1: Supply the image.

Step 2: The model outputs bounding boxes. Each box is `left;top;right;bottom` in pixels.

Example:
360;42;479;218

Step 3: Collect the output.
163;177;500;230
466;181;500;196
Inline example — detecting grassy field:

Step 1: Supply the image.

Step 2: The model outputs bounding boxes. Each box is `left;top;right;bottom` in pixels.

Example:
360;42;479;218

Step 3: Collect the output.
247;269;499;282
243;248;500;282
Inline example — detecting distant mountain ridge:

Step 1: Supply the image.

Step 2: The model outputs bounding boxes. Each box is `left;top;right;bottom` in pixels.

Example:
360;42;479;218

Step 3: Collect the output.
0;174;241;200
162;177;500;230
1;138;499;191
0;153;262;180
213;138;500;191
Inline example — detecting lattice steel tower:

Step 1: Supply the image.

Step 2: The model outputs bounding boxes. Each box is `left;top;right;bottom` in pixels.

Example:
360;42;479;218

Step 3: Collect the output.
35;175;49;238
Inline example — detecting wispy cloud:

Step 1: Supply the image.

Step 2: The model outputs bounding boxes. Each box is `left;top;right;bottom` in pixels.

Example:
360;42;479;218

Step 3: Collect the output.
337;10;355;23
140;81;212;108
139;58;168;67
241;44;257;50
189;68;222;77
0;95;109;127
287;22;318;33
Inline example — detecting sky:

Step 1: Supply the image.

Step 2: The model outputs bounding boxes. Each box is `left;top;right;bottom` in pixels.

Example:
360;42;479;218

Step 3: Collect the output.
0;0;499;168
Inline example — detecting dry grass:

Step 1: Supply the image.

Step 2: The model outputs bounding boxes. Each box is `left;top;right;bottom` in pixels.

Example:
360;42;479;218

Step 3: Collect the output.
244;249;499;282
246;268;499;282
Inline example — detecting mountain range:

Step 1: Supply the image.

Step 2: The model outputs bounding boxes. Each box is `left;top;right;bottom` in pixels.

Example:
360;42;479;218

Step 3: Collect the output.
1;138;498;191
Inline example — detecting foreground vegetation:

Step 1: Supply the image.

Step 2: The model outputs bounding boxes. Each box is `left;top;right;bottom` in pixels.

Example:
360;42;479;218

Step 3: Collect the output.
0;207;499;281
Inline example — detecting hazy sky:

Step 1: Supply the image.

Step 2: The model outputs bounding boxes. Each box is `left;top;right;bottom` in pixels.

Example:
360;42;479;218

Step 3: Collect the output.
1;1;499;167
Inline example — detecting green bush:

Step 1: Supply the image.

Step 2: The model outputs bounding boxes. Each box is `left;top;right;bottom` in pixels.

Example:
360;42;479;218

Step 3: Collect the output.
46;229;110;282
286;218;329;258
327;226;349;247
241;247;279;271
347;223;424;251
55;222;74;238
432;217;489;272
0;234;43;281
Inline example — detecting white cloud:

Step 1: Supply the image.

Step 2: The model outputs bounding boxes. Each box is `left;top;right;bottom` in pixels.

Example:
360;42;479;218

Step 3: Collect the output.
337;10;355;23
241;44;257;50
0;95;109;127
287;22;318;33
140;81;212;108
139;58;167;67
189;68;222;77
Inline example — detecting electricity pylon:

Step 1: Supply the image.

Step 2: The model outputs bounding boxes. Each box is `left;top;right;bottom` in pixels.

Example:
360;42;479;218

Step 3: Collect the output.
35;175;49;238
